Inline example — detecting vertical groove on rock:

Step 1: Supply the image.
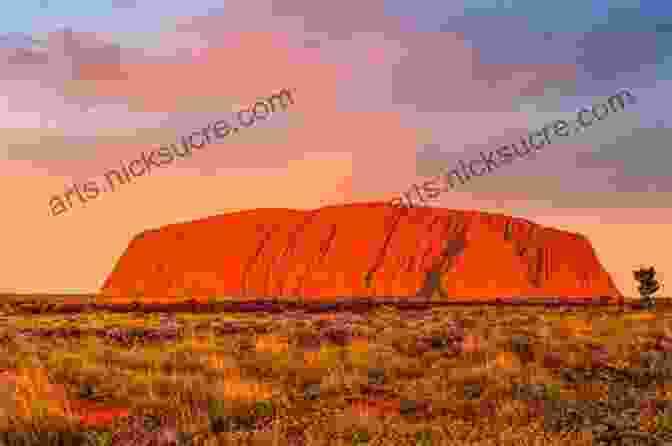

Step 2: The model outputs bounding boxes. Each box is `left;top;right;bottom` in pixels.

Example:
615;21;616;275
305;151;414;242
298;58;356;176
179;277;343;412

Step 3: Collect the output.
527;223;535;244
364;211;404;296
275;211;319;295
405;255;416;273
533;247;543;287
241;226;273;297
417;216;443;272
318;224;337;264
262;222;290;296
504;219;513;241
440;234;468;271
293;223;337;296
438;235;468;297
416;221;467;299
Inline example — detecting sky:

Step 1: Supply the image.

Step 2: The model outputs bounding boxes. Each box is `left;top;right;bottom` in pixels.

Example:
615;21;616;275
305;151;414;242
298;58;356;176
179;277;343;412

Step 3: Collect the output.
3;0;671;297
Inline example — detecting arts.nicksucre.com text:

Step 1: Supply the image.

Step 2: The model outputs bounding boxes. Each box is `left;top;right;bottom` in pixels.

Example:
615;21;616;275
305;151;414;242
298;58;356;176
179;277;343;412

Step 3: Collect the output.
49;88;295;217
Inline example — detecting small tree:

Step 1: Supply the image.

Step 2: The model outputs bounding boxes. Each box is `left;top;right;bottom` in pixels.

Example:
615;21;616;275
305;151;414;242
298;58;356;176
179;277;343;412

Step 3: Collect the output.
634;266;661;309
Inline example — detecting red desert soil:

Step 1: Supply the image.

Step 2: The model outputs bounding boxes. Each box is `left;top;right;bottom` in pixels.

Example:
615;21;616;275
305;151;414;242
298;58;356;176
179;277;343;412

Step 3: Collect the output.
101;202;622;302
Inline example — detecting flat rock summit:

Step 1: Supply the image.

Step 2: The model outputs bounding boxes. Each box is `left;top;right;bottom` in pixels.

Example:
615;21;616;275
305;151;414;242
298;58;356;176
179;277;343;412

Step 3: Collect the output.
101;202;622;302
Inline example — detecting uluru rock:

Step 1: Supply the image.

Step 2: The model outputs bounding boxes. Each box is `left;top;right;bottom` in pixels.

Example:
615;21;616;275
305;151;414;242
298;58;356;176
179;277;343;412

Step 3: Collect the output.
100;202;622;302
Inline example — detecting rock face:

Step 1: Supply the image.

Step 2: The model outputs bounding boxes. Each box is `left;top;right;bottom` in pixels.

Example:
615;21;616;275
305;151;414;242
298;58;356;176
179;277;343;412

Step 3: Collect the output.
101;203;622;302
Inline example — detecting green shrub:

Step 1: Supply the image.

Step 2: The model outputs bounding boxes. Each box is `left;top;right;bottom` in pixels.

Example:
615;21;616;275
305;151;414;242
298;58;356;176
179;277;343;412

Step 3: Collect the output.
657;412;672;432
85;431;113;446
352;430;370;445
415;430;432;446
127;327;147;339
544;383;561;401
207;398;227;422
254;400;274;418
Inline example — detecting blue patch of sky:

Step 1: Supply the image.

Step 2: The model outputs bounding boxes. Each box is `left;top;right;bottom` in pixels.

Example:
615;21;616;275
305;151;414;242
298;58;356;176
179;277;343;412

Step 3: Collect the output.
381;0;466;31
1;0;226;42
382;0;671;56
383;0;671;99
656;55;672;80
457;0;614;33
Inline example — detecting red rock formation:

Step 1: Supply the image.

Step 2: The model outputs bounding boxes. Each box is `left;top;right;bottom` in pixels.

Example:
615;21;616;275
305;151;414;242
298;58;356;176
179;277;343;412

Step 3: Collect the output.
100;203;623;302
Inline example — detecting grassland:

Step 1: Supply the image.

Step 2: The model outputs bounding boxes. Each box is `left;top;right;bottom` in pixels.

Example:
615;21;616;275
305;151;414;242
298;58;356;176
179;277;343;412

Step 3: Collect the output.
2;297;672;445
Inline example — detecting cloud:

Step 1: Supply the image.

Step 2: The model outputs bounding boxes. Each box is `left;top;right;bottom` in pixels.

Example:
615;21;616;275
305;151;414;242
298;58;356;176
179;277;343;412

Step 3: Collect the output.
574;127;672;192
575;31;659;81
112;0;137;8
0;32;48;48
0;28;120;82
0;1;659;200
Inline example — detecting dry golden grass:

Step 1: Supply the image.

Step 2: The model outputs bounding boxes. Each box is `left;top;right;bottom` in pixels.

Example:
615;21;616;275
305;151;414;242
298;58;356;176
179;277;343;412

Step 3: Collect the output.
0;303;670;445
0;366;71;421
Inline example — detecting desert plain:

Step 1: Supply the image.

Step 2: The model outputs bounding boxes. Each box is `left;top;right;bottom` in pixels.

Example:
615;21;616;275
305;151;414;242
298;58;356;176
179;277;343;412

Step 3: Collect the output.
2;296;672;446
